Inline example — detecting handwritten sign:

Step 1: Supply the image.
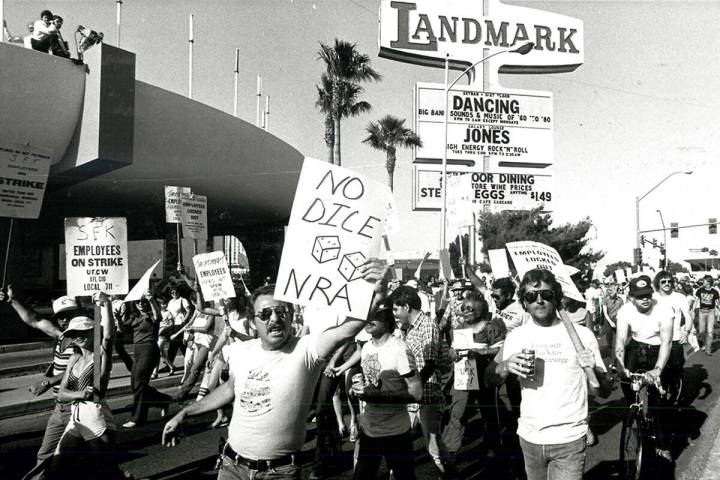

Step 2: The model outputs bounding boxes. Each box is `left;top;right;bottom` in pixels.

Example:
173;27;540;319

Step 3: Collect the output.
65;217;128;296
505;241;583;302
193;251;235;301
454;357;479;390
125;260;161;303
181;193;208;239
0;144;52;219
615;269;627;285
275;158;390;318
165;186;191;223
488;248;511;278
439;249;452;280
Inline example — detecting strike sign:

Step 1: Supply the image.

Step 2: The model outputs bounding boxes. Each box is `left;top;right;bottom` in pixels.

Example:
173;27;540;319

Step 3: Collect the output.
65;217;128;296
165;186;191;223
181;193;208;240
0;143;52;219
193;251;235;302
505;241;583;302
275;158;391;318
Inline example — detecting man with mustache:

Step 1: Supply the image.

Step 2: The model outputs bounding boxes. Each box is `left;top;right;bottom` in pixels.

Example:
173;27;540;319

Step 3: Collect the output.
162;258;388;479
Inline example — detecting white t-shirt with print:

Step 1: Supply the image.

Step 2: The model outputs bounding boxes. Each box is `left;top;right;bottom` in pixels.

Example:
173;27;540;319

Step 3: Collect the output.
502;320;604;445
359;335;416;438
226;336;323;460
494;300;531;333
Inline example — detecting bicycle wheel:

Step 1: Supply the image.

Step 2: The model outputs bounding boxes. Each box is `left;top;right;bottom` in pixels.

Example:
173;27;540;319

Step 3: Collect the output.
620;410;644;480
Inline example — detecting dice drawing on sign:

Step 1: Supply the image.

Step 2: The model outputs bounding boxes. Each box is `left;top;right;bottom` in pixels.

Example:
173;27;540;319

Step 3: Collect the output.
312;235;341;264
338;252;366;282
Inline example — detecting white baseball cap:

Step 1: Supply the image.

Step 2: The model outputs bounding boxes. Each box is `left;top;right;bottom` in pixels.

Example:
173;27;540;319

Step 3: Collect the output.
52;296;79;316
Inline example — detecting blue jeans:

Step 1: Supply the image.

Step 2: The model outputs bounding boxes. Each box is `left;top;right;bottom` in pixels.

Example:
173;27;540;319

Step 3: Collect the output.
519;436;586;480
217;455;300;480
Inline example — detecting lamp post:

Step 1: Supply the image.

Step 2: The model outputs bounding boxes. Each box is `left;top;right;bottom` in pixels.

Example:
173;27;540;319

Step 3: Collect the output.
657;209;667;269
439;42;534;252
634;170;692;263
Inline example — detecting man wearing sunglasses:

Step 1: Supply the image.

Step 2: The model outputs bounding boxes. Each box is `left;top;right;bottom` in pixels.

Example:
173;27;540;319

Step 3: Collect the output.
490;269;607;480
162;258;388;479
0;286;90;479
615;275;674;463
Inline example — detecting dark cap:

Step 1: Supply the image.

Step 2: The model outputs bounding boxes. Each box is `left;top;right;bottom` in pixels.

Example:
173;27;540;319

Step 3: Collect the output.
629;275;653;297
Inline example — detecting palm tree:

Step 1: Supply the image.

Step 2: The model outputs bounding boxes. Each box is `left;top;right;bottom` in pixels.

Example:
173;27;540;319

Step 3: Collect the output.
363;115;422;191
315;75;372;165
318;39;381;166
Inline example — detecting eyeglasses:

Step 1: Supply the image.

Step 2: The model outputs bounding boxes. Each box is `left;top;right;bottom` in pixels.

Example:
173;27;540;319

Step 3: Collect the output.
255;306;288;321
461;305;475;313
659;279;672;285
523;290;555;304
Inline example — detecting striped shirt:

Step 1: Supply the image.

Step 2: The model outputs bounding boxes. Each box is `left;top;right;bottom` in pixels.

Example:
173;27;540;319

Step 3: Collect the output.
51;339;75;396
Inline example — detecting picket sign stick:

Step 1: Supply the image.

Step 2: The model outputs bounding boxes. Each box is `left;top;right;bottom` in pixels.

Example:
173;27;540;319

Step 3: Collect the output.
2;217;13;287
93;303;101;402
176;223;183;271
458;229;466;278
558;310;600;388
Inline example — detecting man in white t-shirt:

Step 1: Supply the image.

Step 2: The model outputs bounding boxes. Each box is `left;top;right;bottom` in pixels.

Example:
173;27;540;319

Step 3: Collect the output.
652;271;692;387
351;301;422;480
30;10;60;53
162;259;388;479
615;275;674;463
490;269;609;480
584;280;602;333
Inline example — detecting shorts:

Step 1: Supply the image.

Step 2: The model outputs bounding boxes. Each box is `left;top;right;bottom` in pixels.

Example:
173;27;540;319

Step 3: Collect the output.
193;332;214;349
58;401;115;446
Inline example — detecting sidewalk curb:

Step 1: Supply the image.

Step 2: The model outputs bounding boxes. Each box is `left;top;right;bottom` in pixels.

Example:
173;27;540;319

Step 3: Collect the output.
0;342;53;354
0;374;180;420
698;394;720;480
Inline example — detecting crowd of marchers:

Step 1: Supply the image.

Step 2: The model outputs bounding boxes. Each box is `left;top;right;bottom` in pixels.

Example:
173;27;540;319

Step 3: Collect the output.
2;261;717;480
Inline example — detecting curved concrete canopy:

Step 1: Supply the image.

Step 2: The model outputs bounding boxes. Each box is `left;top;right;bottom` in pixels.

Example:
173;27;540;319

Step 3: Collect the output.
0;42;304;230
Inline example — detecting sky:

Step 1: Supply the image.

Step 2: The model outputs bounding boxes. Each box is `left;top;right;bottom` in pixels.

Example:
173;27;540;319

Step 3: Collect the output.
5;0;720;271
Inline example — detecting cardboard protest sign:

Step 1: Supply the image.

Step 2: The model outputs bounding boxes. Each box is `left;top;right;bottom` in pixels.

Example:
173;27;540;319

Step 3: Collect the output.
125;260;161;302
488;248;511;278
505;241;583;302
0;144;52;219
615;269;627;285
181;193;208;239
454;357;480;390
65;218;128;296
275;158;391;318
165;186;191;223
193;251;235;301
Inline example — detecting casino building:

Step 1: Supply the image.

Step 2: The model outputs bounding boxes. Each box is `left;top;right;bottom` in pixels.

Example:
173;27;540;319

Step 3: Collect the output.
0;42;302;339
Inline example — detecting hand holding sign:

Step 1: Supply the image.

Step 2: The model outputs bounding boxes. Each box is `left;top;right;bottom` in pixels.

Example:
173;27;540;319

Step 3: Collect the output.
275;158;391;318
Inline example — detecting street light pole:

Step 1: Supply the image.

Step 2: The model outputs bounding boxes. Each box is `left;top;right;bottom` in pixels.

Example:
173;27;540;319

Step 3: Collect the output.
657;209;667;269
634;170;692;262
439;42;534;253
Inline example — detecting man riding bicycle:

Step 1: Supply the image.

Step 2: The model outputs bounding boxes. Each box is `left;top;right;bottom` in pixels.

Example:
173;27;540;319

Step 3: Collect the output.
614;275;674;463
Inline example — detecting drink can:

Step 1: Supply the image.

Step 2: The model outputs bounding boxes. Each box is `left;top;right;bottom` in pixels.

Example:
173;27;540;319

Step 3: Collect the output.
522;348;536;376
351;373;365;389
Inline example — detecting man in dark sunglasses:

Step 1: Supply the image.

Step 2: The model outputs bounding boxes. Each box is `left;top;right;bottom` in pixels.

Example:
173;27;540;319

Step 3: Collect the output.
162;258;389;479
615;275;674;463
489;269;607;480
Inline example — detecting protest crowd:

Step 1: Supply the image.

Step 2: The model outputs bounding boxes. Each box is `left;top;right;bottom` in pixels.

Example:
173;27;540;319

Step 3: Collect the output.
0;8;716;480
3;246;717;479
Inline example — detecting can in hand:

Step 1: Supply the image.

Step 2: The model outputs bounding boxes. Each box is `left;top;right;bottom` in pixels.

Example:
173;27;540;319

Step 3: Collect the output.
522;348;536;377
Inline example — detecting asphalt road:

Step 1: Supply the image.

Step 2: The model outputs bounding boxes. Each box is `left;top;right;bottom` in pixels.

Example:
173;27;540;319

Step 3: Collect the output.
2;338;720;479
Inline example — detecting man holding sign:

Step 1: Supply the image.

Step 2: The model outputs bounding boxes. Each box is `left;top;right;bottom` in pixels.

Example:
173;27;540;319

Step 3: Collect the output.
162;258;389;480
489;269;610;480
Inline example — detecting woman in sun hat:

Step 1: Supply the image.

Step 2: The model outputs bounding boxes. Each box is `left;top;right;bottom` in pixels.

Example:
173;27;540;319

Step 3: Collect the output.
47;292;123;478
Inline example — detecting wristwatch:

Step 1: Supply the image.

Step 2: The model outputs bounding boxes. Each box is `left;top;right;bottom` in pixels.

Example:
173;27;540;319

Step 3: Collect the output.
40;379;50;388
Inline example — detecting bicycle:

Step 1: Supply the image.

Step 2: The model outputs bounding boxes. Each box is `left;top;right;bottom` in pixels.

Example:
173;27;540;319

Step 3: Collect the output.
618;370;664;480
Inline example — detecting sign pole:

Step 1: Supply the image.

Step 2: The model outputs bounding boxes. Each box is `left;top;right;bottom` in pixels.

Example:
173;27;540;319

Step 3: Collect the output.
2;217;13;286
440;54;449;253
176;223;183;271
93;303;101;402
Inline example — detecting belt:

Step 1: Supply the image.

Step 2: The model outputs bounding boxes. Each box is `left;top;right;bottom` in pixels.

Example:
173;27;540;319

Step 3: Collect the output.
222;443;295;472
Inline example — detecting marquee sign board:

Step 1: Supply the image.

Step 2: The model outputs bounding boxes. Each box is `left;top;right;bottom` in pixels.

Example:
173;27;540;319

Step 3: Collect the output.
414;82;553;168
412;164;553;211
379;0;584;74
